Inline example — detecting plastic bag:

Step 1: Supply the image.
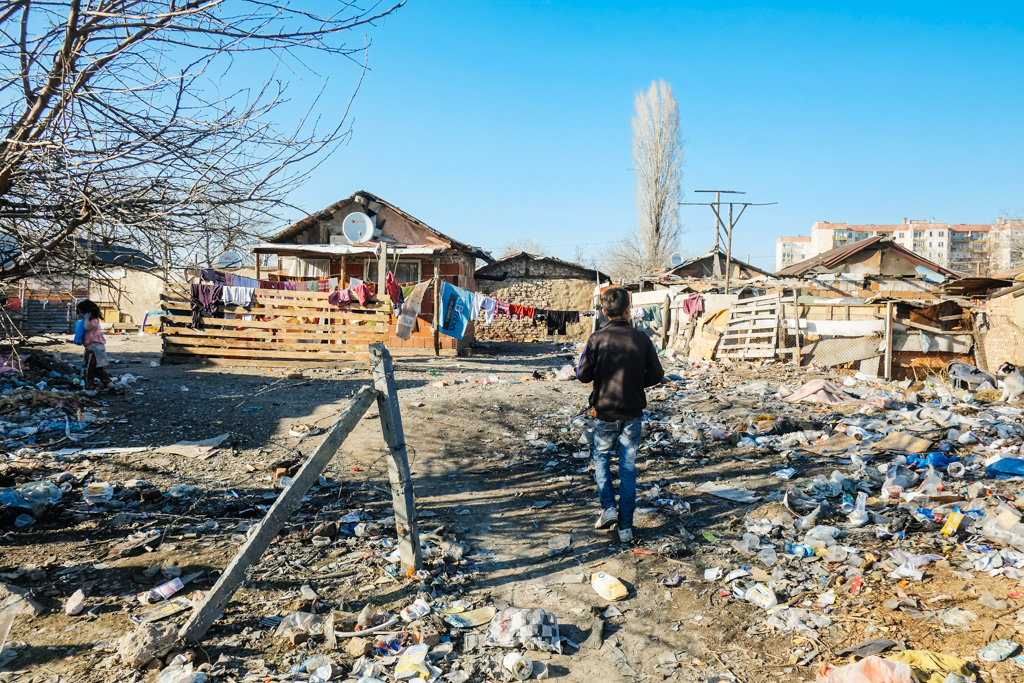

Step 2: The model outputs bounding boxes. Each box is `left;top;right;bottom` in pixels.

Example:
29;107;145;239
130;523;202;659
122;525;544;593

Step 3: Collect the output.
486;608;562;653
554;365;576;381
274;611;324;637
816;656;914;682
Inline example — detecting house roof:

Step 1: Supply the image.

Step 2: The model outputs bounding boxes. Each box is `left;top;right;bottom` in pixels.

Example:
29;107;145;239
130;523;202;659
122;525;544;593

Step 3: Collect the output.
74;238;159;269
775;236;959;278
661;247;775;279
266;190;493;262
476;252;610;282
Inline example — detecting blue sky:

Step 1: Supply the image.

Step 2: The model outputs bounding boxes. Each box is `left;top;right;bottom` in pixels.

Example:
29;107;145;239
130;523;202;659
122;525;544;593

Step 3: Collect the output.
286;1;1024;270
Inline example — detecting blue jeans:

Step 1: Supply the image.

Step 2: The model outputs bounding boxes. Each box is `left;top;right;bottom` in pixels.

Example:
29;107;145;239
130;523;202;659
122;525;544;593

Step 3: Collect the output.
592;417;642;530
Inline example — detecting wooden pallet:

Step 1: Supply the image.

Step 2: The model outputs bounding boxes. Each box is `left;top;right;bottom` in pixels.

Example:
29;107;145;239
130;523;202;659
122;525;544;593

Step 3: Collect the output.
716;293;781;360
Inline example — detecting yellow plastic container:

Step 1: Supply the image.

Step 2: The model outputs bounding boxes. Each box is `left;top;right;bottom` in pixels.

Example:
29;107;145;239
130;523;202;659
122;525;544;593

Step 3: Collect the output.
591;572;628;601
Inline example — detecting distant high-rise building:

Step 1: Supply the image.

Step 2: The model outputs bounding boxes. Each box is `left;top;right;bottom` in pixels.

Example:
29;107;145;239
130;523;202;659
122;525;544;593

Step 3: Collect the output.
775;219;1024;276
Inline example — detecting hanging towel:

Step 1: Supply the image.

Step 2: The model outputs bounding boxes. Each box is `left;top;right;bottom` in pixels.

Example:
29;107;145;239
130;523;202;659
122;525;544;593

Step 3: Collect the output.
222;286;255;310
350;282;372;306
200;269;223;284
233;275;257;288
396;282;431;340
469;293;489;321
328;289;352;308
509;304;535;320
546;310;580;335
317;279;330;292
385;271;402;306
223;273;235;286
188;283;221;329
480;297;497;324
682;293;704;321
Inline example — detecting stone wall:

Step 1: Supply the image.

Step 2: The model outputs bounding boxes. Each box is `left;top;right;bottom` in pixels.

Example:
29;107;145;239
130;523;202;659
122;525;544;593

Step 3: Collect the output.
475;277;597;342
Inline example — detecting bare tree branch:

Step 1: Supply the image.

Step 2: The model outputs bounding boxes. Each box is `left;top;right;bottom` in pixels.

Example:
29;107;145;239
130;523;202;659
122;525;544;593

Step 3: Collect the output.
0;0;406;282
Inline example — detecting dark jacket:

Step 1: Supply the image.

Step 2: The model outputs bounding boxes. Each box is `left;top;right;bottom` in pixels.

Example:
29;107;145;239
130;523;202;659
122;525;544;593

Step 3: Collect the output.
576;319;664;421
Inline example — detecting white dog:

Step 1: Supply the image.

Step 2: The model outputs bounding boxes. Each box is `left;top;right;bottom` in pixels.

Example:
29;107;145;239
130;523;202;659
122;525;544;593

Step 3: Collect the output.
998;362;1024;403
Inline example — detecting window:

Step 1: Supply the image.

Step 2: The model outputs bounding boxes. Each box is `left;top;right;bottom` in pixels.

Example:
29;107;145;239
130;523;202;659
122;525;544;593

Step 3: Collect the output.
929;242;933;247
363;259;421;285
939;231;945;237
929;231;933;237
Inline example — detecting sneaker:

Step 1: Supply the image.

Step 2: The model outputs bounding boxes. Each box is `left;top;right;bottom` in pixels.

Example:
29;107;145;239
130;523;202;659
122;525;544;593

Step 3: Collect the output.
595;508;618;529
618;528;633;544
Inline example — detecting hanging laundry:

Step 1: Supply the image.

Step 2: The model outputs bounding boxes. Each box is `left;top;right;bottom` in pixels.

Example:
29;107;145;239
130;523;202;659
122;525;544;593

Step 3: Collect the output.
317;279;330;292
545;310;580;335
281;281;299;291
188;283;221;329
509;303;535;320
682;293;704;321
479;297;497;324
260;280;284;290
469;292;490;322
223;273;234;286
222;286;255;310
349;277;363;289
534;310;547;326
438;281;473;340
200;269;223;285
396;281;430;340
306;281;318;292
328;289;352;308
350;282;372;306
495;301;511;318
233;275;258;288
385;271;402;306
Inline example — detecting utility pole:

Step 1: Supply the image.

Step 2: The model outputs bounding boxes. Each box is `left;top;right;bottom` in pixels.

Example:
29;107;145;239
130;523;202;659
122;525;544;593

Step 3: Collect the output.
681;191;777;294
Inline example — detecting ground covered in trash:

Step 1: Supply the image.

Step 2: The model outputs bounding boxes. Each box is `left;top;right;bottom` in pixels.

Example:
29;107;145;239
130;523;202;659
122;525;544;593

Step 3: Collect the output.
3;335;1024;682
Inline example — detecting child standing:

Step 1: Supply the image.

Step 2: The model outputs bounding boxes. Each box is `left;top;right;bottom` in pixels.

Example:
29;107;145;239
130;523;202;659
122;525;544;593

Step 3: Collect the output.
76;300;111;390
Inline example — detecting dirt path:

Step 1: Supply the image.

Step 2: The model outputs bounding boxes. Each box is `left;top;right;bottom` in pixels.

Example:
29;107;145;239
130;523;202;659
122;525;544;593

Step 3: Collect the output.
2;337;1021;682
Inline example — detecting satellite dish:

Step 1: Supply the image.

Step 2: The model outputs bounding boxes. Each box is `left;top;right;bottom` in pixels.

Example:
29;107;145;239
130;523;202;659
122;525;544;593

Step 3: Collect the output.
342;212;379;244
216;250;242;268
670;252;684;267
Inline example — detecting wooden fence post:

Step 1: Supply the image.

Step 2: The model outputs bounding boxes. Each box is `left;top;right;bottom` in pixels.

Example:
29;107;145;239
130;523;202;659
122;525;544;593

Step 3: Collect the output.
369;343;422;572
178;386;379;644
432;259;441;356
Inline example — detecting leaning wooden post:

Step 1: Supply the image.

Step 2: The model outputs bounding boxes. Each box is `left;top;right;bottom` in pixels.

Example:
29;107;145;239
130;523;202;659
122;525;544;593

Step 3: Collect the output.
179;386;379;644
661;294;670;350
369;342;422;572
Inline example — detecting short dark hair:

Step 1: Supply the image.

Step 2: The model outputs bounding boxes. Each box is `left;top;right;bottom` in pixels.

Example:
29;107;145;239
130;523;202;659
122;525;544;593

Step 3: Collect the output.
76;299;102;320
601;287;630;318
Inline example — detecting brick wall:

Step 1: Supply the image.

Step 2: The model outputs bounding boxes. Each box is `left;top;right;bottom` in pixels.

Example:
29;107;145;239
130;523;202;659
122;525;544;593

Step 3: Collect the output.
982;293;1024;369
475;276;597;343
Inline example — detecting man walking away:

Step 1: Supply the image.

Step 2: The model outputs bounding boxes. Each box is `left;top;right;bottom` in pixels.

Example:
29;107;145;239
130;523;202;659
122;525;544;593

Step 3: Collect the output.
576;287;664;543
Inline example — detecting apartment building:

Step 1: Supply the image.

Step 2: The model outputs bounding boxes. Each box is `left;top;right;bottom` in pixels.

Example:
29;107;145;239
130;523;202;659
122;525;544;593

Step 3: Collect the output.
776;235;812;270
775;219;1024;275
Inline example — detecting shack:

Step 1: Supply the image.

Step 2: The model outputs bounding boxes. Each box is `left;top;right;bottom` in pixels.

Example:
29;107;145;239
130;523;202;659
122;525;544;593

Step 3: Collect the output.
475;253;608;342
161;191;491;364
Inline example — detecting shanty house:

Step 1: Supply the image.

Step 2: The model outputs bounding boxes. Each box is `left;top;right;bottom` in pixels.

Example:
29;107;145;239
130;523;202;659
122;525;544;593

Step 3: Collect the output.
252;191;491;355
775;236;959;296
475;252;609;342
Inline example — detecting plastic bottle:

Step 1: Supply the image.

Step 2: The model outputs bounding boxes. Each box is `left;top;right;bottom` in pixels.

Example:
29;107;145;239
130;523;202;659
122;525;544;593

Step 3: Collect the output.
784;542;815;558
917;466;943;495
947;461;966;478
758;547;777;566
848;492;869;527
83;482;113;505
795;505;821;530
591;572;628;601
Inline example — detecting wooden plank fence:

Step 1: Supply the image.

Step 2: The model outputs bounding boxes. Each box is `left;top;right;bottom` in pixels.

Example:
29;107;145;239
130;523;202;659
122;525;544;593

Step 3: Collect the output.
160;283;391;367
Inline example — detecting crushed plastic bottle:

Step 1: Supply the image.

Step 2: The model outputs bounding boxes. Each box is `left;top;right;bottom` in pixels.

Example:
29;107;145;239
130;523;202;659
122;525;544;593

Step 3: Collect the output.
848;492;869;527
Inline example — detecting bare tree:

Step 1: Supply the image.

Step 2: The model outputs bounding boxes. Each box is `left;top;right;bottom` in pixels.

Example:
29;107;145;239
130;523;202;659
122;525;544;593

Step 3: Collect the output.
607;79;683;280
0;1;405;283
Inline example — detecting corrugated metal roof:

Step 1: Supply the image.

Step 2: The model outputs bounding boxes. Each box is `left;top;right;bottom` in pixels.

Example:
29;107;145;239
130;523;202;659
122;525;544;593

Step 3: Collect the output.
775;236;959;278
